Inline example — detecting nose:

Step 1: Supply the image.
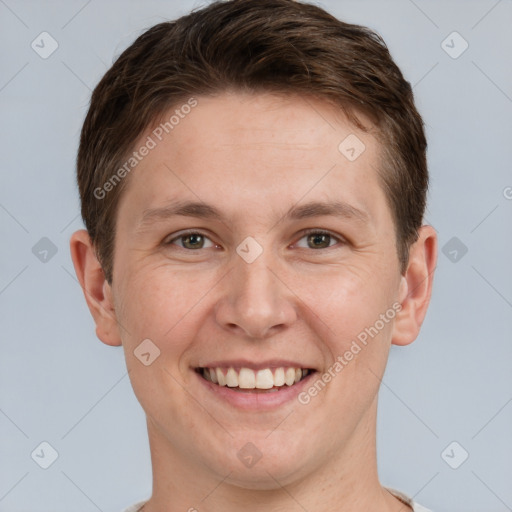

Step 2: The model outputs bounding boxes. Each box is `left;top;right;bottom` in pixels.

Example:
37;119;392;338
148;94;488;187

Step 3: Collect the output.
214;250;297;339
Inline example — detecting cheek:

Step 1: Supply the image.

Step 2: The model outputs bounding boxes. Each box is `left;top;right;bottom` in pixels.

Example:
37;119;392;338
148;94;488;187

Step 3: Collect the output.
115;267;196;347
115;270;204;418
305;266;396;342
115;247;399;363
300;270;397;413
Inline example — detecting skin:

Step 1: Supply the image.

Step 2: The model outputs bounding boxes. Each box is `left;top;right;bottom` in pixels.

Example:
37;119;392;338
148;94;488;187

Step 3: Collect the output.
70;91;437;512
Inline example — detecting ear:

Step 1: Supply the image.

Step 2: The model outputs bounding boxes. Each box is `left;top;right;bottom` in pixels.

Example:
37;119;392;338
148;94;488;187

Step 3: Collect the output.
69;229;122;346
392;225;437;346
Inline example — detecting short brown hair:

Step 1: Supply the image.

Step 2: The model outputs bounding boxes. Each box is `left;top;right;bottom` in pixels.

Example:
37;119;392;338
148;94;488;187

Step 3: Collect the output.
77;0;428;283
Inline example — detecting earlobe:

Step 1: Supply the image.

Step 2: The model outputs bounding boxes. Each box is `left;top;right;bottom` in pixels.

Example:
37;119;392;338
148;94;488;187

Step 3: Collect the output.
391;225;437;346
69;229;122;347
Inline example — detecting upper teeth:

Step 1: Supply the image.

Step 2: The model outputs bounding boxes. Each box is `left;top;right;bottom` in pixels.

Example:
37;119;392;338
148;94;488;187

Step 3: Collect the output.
202;367;309;389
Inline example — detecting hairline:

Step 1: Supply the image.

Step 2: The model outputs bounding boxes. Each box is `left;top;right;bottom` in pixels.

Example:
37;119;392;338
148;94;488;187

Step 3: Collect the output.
98;90;408;283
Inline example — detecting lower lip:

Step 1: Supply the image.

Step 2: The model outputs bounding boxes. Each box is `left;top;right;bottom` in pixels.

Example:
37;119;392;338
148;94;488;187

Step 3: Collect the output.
194;369;317;411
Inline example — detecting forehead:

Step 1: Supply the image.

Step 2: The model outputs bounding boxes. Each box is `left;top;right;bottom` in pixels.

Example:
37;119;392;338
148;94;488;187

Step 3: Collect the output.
161;92;370;156
116;91;388;229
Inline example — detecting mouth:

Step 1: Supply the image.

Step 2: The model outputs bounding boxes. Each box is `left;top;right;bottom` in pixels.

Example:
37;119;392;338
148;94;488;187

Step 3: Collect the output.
194;366;316;394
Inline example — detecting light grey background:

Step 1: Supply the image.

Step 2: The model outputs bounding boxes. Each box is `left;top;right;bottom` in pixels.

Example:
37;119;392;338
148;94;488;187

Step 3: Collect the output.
1;0;511;511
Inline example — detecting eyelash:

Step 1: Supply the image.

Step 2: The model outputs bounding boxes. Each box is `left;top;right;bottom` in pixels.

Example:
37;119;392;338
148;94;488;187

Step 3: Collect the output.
164;228;346;251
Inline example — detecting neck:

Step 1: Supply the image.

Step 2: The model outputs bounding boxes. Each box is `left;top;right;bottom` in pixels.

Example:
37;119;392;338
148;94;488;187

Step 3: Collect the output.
141;396;410;512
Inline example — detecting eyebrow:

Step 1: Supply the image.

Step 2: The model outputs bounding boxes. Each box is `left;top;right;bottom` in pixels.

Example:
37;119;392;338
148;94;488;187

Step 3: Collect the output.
137;199;370;230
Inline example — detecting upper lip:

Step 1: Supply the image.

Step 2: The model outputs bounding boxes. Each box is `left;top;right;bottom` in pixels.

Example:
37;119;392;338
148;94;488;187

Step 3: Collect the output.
194;359;317;371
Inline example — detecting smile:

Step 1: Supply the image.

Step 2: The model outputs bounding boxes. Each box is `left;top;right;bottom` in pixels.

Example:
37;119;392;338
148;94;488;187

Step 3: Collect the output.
196;366;312;392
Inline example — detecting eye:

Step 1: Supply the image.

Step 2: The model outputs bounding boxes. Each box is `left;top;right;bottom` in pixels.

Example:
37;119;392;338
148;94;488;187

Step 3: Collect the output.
164;229;345;251
165;230;216;250
294;229;344;250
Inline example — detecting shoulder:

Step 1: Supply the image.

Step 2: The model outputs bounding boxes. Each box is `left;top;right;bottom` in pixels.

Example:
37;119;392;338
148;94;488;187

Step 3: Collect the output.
386;487;434;512
122;500;148;512
124;493;432;512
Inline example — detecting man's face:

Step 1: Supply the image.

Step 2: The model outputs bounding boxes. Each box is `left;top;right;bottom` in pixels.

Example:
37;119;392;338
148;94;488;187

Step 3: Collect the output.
111;92;406;486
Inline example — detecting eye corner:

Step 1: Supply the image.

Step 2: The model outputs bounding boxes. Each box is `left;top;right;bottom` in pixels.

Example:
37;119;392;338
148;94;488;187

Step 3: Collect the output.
294;228;347;250
161;229;223;252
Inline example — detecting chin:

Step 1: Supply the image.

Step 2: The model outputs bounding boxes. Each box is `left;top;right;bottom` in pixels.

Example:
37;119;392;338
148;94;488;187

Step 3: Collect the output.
203;444;315;491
